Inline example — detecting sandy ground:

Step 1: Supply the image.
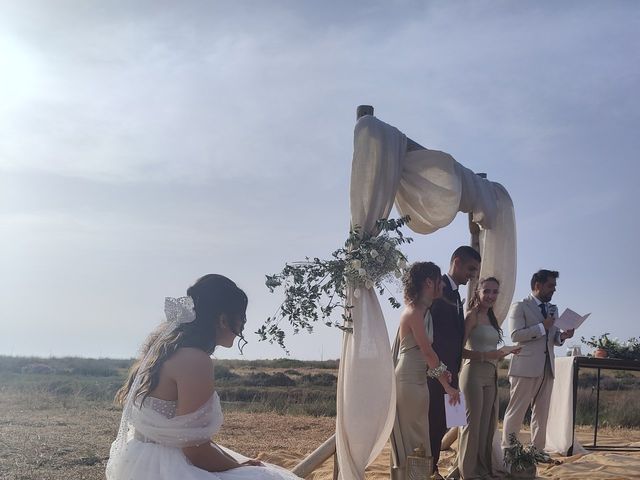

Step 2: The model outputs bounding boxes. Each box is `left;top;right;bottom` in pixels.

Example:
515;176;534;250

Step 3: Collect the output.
1;391;639;479
283;427;640;480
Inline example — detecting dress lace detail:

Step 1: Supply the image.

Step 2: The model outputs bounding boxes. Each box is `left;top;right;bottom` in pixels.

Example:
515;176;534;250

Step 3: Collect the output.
145;396;178;418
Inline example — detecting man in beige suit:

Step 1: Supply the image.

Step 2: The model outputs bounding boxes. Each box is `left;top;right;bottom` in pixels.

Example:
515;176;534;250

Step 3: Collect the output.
501;270;574;450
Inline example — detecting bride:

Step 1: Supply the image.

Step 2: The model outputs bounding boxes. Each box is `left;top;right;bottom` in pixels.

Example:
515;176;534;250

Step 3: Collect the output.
106;274;301;479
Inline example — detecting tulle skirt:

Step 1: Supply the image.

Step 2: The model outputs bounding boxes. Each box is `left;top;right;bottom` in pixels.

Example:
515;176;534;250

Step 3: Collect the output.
106;439;301;480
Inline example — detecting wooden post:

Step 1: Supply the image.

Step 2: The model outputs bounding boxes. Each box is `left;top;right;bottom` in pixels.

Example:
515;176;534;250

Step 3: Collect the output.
357;104;374;119
291;434;336;478
356;105;425;152
467;172;487;301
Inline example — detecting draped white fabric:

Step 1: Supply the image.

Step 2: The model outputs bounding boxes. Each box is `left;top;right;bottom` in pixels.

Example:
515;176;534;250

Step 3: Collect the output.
336;117;406;480
546;357;586;455
336;115;517;479
395;145;516;323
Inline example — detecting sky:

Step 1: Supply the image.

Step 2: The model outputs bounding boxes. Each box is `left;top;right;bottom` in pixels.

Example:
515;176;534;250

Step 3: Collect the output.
1;1;638;360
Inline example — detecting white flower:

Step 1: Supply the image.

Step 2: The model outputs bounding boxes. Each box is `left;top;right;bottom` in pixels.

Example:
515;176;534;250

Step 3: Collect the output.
365;280;374;289
397;258;407;269
351;259;362;269
370;249;379;258
354;288;361;298
382;241;392;251
394;269;402;278
358;268;366;277
376;255;385;264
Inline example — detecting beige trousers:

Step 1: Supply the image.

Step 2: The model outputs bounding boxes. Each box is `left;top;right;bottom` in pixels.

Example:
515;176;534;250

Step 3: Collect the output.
458;361;498;480
501;361;554;450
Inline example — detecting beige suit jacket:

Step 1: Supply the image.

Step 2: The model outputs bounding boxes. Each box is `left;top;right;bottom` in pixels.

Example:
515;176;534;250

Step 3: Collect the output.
507;294;564;378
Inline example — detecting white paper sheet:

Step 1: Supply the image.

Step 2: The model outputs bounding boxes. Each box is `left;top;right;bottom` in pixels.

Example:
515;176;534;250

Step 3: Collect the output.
555;308;590;331
445;392;467;428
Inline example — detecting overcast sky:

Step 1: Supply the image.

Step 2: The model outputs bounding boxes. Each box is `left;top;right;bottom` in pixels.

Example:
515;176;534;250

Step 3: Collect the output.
1;1;638;360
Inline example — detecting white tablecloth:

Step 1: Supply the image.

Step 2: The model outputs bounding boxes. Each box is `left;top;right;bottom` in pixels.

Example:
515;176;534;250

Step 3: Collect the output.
545;356;587;455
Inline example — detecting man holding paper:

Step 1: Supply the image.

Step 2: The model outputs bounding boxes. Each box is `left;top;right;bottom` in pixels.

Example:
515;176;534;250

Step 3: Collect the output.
501;269;575;451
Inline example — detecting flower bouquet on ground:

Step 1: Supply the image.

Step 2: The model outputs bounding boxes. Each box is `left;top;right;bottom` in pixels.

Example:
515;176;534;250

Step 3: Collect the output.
257;217;412;351
503;433;551;479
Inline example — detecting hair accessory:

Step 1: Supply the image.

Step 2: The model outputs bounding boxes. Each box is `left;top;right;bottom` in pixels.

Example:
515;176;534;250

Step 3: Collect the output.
164;296;196;324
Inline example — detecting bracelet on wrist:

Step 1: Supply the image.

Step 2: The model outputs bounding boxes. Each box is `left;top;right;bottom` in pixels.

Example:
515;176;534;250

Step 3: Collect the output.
426;361;448;378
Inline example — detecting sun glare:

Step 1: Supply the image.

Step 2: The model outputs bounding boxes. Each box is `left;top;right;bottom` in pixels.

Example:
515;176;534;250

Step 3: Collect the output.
0;36;41;108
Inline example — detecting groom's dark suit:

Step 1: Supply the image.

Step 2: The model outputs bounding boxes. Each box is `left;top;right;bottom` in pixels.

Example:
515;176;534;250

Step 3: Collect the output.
427;275;465;472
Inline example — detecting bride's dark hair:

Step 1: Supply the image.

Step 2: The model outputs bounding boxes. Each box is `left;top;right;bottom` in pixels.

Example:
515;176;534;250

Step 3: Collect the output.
115;274;248;406
403;261;441;304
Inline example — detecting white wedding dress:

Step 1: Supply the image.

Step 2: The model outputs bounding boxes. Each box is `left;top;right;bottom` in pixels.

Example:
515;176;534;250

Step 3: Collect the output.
106;391;301;480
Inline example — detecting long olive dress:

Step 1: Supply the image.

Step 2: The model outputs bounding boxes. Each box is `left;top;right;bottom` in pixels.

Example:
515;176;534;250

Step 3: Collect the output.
458;324;501;480
390;307;433;479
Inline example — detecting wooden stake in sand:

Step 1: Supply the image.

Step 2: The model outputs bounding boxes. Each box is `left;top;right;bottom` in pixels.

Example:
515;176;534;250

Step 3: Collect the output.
291;434;336;478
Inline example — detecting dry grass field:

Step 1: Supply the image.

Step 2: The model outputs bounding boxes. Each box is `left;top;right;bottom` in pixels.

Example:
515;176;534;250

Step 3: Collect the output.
0;389;336;480
1;356;640;479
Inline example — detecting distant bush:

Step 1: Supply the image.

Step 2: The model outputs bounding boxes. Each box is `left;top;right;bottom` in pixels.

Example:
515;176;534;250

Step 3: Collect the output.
214;365;239;380
215;358;339;370
301;373;337;387
241;372;296;387
218;386;336;417
21;363;55;374
0;355;131;377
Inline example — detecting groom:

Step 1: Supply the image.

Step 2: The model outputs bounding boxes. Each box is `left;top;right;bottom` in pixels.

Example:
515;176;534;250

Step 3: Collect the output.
501;269;575;451
428;246;481;478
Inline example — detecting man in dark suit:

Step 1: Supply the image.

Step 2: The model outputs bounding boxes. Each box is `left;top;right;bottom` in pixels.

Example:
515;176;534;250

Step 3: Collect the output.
428;246;481;478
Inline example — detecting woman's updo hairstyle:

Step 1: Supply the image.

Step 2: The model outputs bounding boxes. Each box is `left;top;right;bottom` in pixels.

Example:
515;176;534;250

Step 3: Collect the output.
179;274;248;354
114;274;248;406
403;261;441;304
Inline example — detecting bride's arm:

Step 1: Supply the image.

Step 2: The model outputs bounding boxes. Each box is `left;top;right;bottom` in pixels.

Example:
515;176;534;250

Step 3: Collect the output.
170;349;254;472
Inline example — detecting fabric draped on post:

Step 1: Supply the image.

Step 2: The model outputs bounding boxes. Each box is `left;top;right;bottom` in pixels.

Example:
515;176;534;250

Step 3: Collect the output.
336;117;407;480
336;115;517;479
394;141;516;324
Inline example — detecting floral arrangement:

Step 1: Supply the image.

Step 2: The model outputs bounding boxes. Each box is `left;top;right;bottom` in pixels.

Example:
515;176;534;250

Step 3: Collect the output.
257;217;412;351
503;433;551;473
581;333;640;361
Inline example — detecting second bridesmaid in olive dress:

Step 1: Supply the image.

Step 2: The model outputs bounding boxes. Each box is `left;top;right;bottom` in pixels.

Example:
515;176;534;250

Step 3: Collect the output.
390;262;461;480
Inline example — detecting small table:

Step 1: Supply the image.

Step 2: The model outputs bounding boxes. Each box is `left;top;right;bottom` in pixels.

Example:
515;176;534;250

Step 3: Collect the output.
570;356;640;454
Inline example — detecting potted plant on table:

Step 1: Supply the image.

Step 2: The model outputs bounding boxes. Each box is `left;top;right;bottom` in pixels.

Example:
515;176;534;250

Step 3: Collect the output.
503;433;551;479
581;334;640;360
581;333;613;358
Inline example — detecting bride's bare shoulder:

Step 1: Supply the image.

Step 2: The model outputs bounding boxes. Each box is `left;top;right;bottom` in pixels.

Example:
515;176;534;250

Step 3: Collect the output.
165;348;213;377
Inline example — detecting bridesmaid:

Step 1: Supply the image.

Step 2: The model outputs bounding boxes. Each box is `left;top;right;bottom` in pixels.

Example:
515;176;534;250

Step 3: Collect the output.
390;262;460;479
458;277;520;479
